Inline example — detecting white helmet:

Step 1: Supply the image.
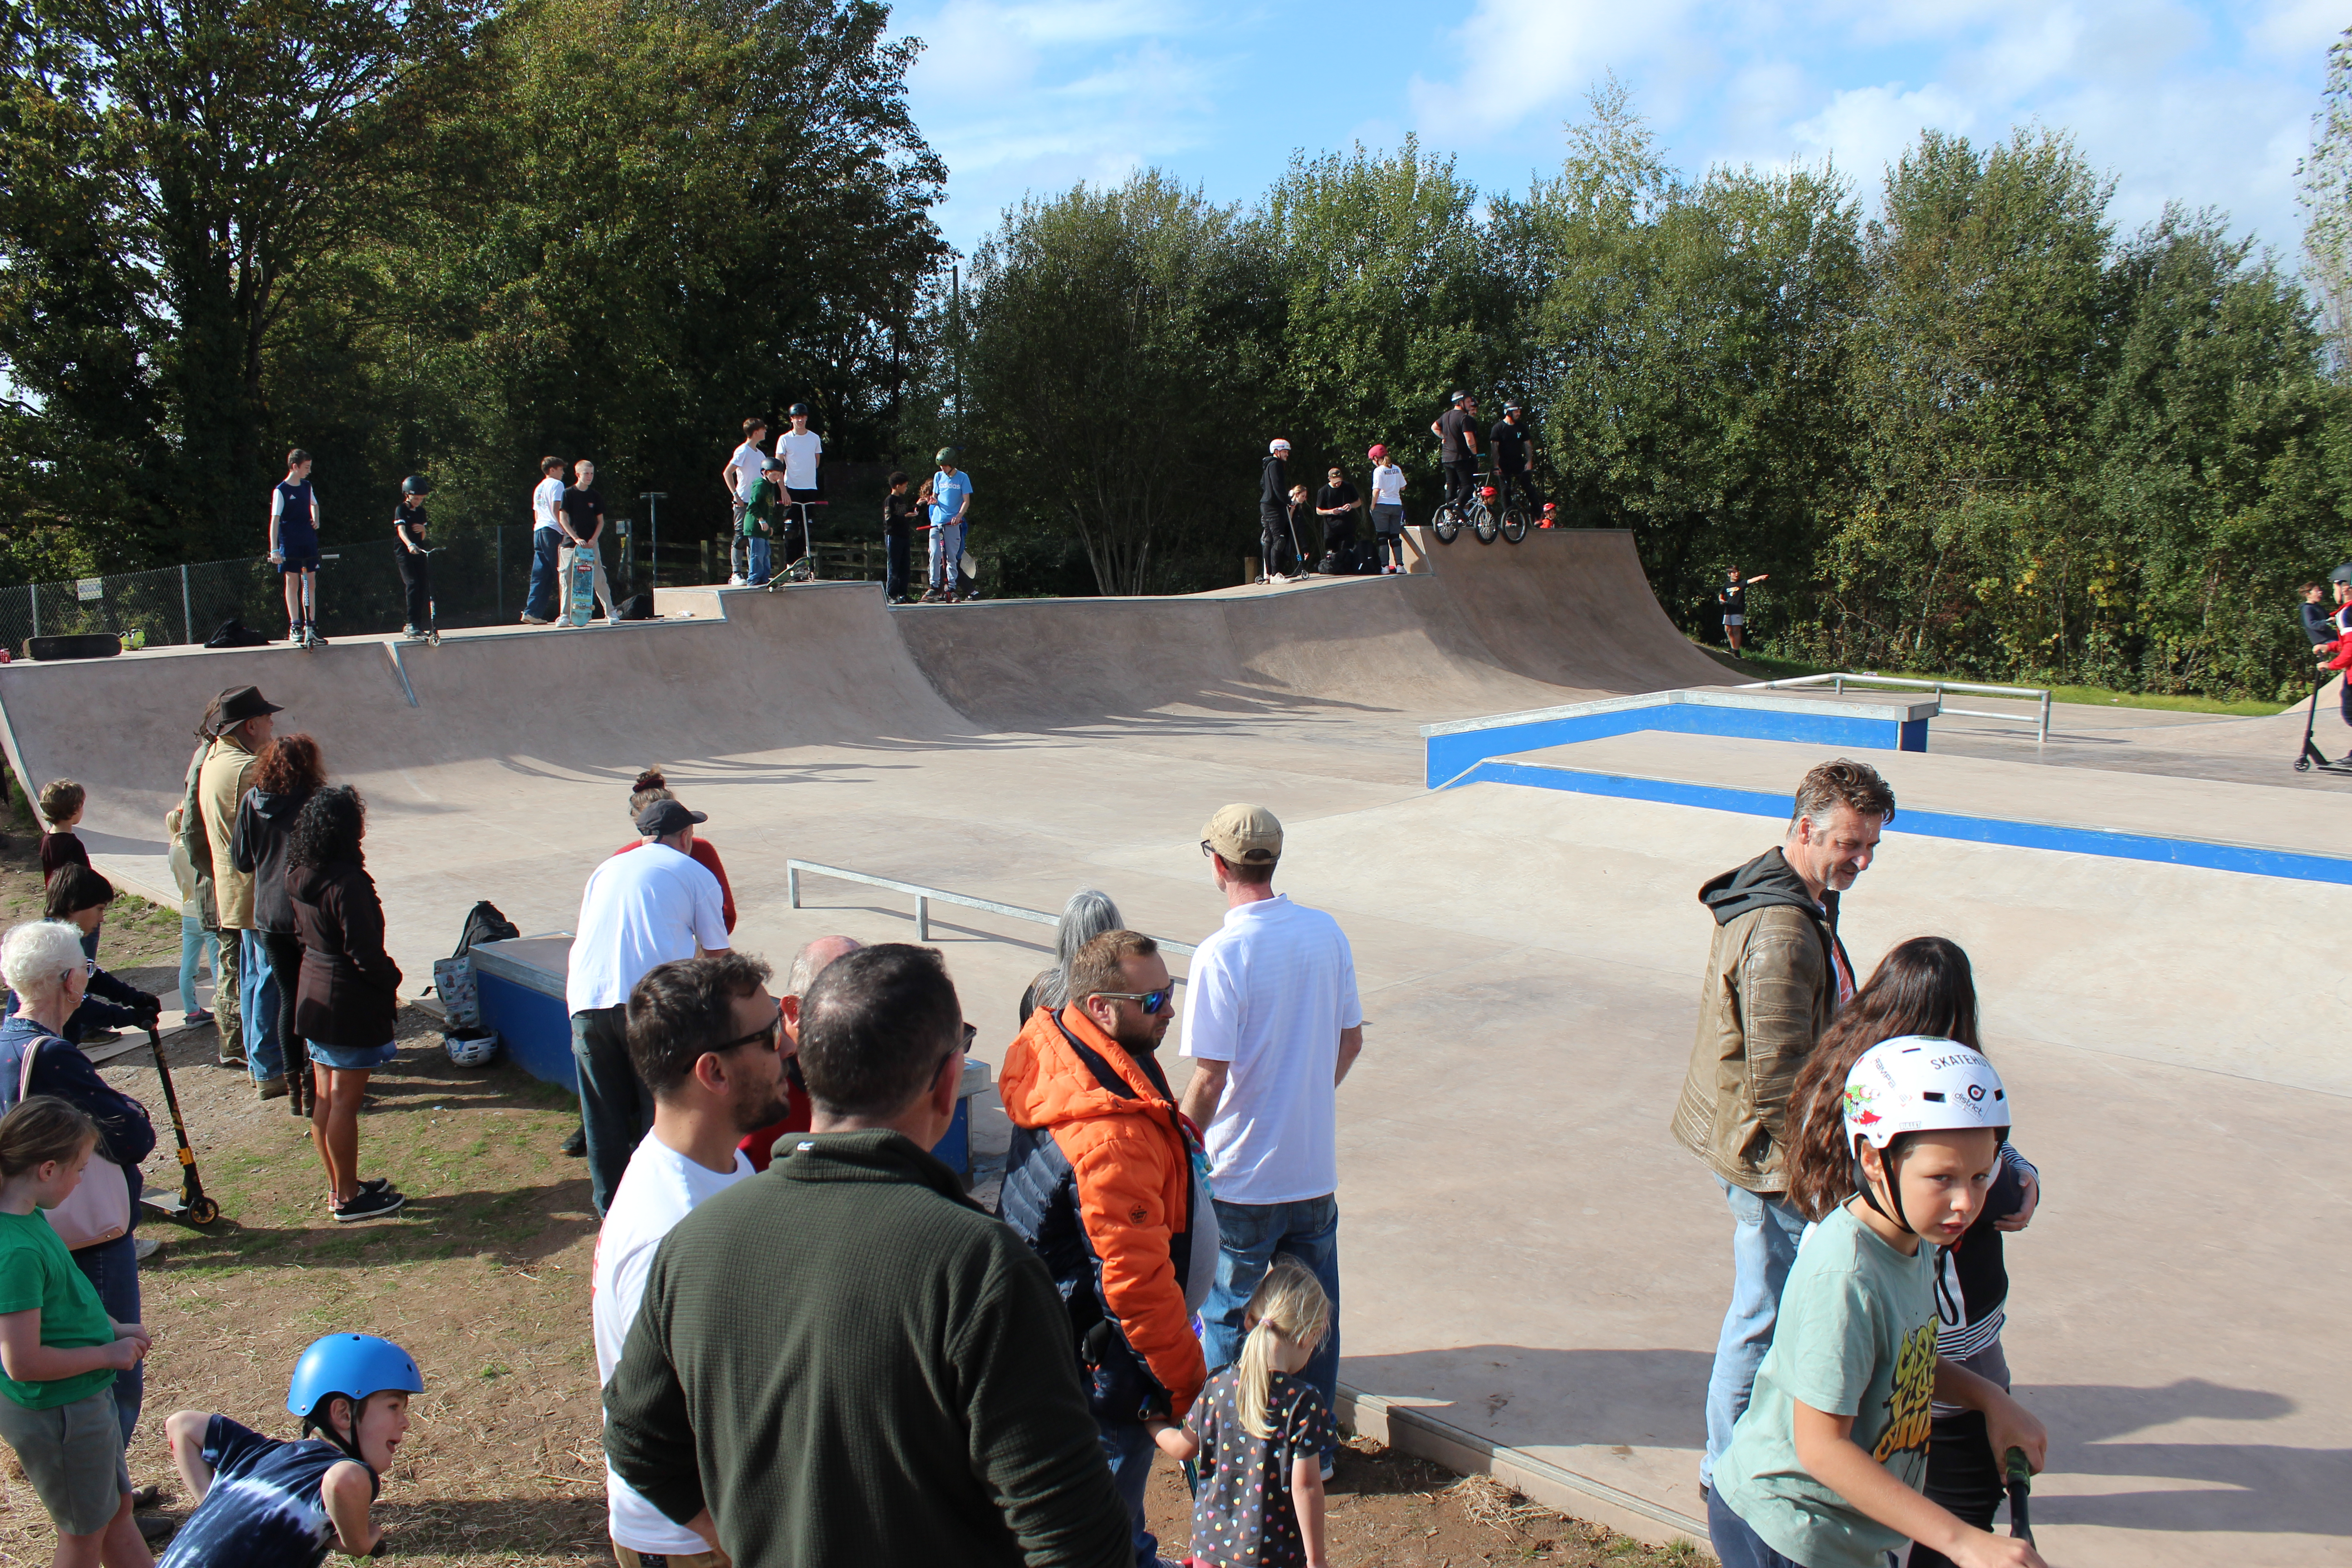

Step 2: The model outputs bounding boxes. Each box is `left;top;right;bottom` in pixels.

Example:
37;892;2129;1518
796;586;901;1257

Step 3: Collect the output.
443;1028;500;1068
1268;438;1291;454
1842;1036;2009;1150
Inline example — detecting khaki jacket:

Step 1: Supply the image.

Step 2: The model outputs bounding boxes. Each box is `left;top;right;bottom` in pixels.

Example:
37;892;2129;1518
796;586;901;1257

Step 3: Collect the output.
1670;848;1847;1193
196;733;260;929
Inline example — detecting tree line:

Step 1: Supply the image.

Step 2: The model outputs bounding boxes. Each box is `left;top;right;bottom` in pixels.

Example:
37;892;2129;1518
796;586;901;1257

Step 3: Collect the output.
4;0;2347;701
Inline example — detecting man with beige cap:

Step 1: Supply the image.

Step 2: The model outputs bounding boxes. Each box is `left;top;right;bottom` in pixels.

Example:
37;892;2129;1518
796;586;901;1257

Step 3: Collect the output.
1178;804;1362;1460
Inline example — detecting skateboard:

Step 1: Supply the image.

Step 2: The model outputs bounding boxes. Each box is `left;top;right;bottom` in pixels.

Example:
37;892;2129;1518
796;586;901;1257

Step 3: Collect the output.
566;544;597;627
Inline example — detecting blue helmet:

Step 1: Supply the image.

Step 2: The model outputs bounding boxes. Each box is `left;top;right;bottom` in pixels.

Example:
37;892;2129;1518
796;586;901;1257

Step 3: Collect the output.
287;1334;424;1427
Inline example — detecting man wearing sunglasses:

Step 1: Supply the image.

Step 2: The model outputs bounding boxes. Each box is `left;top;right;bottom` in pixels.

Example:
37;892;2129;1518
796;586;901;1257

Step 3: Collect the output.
593;953;788;1568
1000;930;1208;1568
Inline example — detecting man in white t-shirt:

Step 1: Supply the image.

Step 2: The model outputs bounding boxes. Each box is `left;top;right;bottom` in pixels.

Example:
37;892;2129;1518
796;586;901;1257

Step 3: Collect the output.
1177;803;1362;1451
720;417;767;585
569;798;733;1215
593;951;788;1568
525;455;567;623
775;403;823;573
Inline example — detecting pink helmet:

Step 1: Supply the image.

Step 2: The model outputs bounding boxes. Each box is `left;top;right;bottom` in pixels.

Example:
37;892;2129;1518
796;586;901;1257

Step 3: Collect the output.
1367;444;1387;461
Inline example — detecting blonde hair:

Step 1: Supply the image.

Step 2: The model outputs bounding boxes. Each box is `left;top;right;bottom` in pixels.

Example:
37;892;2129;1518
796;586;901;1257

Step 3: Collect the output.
1235;1257;1330;1440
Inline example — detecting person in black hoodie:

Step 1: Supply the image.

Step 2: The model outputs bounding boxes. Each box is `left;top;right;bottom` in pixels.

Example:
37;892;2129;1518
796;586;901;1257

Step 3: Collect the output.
1258;440;1293;583
287;786;406;1223
234;733;327;1112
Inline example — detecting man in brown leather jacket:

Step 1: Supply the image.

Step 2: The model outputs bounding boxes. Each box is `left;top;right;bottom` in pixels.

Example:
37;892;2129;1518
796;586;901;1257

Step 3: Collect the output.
1671;758;1895;1492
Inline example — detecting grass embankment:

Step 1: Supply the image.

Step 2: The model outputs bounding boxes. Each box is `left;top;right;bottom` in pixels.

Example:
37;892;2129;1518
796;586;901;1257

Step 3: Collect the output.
1724;650;2290;717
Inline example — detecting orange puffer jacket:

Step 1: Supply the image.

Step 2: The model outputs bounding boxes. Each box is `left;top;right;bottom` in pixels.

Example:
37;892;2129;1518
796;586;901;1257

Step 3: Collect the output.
996;1005;1206;1420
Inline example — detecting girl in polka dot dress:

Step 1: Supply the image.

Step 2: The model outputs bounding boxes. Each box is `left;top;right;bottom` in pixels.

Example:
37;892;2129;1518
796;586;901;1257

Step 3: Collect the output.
1180;1257;1335;1568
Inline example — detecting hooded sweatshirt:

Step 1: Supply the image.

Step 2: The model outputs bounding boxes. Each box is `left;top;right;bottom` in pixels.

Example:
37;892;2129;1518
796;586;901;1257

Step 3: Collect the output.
996;1005;1208;1423
1670;847;1852;1192
289;859;401;1049
1260;453;1288;512
231;785;314;935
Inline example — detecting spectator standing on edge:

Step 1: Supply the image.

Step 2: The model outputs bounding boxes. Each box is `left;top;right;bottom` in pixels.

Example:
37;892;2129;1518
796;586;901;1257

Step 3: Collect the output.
268;449;327;648
560;460;618;624
233;734;327;1112
1315;466;1360;564
739;456;784;587
1178;804;1362;1465
733;935;861;1173
603;943;1132;1568
722;418;768;586
1000;929;1211;1568
175;694;235;1063
1719;568;1769;655
37;781;89;885
1490;402;1537;517
1367;446;1407;575
777;404;823;576
1257;440;1292;584
882;471;918;603
1431;393;1479;515
524;457;566;624
924;448;973;603
566;799;730;1216
393;477;433;639
197;686;283;1096
593;953;788;1568
1671;758;1894;1494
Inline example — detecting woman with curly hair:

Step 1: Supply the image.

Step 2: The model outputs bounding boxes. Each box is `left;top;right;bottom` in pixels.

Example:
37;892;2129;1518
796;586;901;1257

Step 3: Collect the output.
233;733;328;1111
287;787;405;1222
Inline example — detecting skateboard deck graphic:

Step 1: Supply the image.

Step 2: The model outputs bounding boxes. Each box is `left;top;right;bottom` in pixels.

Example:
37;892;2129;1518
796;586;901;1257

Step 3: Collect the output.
566;547;597;627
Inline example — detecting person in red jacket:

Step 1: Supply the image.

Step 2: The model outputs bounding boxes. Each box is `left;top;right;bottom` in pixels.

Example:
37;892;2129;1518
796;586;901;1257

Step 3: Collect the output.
996;929;1210;1568
734;935;861;1172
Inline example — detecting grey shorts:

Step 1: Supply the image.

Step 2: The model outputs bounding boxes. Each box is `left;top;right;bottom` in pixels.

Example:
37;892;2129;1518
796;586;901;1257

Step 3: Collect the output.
0;1387;129;1535
1371;504;1405;534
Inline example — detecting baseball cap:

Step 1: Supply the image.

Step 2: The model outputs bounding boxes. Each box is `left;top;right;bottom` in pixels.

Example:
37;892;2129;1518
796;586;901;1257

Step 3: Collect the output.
1201;803;1282;865
217;686;283;724
635;799;707;836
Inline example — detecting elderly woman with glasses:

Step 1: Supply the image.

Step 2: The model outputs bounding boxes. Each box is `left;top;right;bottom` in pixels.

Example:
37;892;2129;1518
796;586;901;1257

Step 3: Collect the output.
10;867;161;1047
0;920;158;1447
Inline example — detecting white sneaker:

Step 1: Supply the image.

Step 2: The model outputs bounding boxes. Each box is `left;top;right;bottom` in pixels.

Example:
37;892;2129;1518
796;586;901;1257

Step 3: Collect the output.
728;574;746;586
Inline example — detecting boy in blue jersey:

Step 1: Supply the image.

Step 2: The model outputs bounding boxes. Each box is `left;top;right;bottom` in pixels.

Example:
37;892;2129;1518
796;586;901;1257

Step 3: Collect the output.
268;451;327;647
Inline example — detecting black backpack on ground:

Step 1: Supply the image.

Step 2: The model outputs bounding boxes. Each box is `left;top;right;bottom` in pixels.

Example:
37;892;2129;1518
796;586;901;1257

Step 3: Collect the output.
450;901;520;960
204;618;273;649
617;593;655;621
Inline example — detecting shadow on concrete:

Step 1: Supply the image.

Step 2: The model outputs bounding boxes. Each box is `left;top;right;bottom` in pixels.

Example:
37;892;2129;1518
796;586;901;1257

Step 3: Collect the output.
1340;1345;1712;1451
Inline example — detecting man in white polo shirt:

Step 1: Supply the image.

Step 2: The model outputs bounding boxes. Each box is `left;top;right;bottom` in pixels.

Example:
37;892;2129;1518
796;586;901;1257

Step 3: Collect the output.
593;951;787;1568
1177;803;1362;1453
569;799;732;1215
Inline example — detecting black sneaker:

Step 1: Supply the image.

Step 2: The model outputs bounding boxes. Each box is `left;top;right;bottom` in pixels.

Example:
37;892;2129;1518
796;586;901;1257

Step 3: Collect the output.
560;1124;587;1157
332;1188;405;1223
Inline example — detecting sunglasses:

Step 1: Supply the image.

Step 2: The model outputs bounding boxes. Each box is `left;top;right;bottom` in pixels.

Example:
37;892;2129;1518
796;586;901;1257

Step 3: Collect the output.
1093;989;1174;1015
712;1003;785;1055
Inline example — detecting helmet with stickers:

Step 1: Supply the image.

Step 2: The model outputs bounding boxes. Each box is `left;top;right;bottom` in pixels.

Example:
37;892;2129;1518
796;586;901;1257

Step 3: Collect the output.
1840;1037;2011;1235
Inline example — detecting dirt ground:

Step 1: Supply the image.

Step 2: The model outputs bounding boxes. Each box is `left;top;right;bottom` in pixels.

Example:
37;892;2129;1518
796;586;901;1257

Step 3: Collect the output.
0;828;1711;1566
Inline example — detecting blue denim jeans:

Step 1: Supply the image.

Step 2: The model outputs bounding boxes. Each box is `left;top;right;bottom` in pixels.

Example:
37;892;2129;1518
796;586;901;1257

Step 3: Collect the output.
1707;1486;1805;1568
572;1005;646;1217
1098;1418;1159;1568
928;521;965;592
525;526;561;619
1201;1194;1340;1446
1702;1176;1808;1488
71;1227;140;1446
178;916;217;1016
746;535;772;584
239;928;284;1083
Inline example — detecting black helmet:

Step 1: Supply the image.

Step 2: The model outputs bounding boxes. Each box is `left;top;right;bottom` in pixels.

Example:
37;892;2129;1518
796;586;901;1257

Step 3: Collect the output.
1448;391;1467;405
789;402;811;418
2333;563;2352;585
1504;402;1522;415
401;475;432;496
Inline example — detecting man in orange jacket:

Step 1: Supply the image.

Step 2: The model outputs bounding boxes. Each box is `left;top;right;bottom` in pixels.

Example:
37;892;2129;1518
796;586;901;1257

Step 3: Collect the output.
998;929;1208;1568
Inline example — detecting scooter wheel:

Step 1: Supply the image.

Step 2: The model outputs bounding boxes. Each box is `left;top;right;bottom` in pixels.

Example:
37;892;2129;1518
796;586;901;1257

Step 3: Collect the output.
186;1196;219;1225
2296;756;2313;773
428;629;441;647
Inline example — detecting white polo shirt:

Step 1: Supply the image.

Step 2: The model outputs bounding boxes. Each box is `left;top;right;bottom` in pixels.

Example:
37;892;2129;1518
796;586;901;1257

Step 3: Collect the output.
566;843;729;1013
533;476;565;532
729;440;766;501
593;1130;752;1554
1178;894;1362;1205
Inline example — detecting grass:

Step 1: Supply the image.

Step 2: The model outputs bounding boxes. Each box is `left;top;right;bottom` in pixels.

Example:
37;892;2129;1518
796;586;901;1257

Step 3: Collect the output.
1725;649;2291;717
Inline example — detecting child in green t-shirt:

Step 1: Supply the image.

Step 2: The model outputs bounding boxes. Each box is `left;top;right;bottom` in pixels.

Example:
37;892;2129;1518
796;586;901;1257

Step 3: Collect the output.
741;455;786;586
0;1095;152;1565
1710;1039;2048;1568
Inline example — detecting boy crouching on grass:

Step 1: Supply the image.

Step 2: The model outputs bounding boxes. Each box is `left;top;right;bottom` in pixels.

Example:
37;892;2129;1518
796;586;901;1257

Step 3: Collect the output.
160;1333;423;1566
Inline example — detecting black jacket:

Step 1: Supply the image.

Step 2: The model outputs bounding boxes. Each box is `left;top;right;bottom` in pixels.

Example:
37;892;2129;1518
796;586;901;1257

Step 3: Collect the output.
0;1019;157;1222
290;859;402;1048
2304;601;2340;646
231;786;313;935
1260;453;1287;510
604;1130;1131;1568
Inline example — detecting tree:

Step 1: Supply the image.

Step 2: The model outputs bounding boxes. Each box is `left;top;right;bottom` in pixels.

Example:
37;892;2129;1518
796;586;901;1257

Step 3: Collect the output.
2299;27;2352;372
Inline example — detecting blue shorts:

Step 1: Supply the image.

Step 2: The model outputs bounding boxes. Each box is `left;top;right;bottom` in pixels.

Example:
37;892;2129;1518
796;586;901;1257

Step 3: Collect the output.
308;1039;395;1071
277;537;319;574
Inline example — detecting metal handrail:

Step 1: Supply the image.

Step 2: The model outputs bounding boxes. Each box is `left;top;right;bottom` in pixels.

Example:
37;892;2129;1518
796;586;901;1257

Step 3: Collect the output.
1739;671;2051;745
785;860;1199;959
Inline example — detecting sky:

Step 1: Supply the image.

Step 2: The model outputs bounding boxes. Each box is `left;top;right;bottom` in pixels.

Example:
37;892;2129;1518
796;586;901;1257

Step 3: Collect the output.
892;0;2345;262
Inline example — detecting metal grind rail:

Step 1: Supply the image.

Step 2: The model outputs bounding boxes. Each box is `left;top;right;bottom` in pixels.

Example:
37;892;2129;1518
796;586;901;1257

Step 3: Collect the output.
1740;671;2052;745
786;861;1199;960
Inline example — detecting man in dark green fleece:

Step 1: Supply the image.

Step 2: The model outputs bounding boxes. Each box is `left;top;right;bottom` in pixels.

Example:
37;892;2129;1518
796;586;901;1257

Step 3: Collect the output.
603;943;1133;1568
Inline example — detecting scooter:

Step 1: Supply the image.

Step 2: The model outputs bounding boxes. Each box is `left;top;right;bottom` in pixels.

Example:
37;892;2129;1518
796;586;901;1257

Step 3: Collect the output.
2293;669;2352;774
137;1024;220;1227
2004;1448;2035;1546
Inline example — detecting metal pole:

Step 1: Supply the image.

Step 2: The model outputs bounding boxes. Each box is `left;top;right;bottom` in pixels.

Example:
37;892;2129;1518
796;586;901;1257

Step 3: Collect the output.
181;564;193;645
640;493;666;589
28;583;36;638
2038;690;2050;746
496;528;505;620
916;894;930;942
788;865;801;908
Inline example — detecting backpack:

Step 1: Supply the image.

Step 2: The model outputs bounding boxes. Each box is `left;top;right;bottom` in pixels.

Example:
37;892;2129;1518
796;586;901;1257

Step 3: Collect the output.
450;901;520;960
617;593;655;621
204;618;272;649
430;901;520;1028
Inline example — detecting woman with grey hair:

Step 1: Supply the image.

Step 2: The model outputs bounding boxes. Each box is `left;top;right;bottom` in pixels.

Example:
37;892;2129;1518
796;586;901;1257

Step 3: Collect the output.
0;920;157;1447
1018;889;1125;1024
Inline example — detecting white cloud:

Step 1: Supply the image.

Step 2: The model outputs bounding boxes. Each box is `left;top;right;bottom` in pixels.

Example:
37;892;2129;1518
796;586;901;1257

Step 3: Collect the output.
1403;0;1705;141
2250;0;2347;61
1786;80;1975;175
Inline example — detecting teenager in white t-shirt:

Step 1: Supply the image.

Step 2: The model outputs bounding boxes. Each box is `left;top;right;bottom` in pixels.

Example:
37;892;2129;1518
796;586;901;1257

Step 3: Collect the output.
1177;804;1362;1463
525;456;567;623
591;952;789;1568
775;404;823;573
1367;444;1408;575
720;417;769;585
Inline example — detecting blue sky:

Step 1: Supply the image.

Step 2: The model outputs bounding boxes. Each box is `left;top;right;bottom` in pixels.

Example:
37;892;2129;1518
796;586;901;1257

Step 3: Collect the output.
893;0;2344;262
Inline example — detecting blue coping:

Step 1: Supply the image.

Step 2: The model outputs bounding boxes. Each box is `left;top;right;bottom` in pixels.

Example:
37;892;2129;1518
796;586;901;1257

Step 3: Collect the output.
1422;690;1932;790
1447;759;2352;887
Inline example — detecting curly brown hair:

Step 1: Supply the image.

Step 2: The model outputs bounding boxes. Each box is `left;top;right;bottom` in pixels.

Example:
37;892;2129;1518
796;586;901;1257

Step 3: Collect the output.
254;733;327;796
1785;936;1980;1221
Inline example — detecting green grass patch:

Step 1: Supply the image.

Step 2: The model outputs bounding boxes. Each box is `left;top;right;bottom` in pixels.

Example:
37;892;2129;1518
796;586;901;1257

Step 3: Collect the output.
1728;650;2290;717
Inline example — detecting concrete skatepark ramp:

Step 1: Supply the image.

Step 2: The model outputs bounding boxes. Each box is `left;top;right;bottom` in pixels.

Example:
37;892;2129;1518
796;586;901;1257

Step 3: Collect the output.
9;527;2349;1566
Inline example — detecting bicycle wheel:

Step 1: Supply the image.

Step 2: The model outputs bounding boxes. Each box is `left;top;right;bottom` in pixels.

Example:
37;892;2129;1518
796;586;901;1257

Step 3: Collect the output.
1432;505;1461;544
1500;503;1528;544
1471;501;1499;543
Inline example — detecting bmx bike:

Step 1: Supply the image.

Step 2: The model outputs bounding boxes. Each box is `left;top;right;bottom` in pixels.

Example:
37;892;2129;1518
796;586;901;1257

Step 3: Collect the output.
1432;470;1529;545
